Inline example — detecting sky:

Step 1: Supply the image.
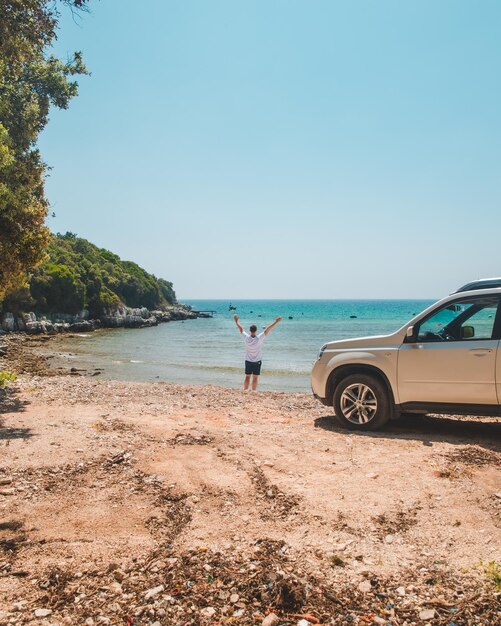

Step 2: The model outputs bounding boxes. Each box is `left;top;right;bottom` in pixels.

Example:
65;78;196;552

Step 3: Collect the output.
39;0;501;300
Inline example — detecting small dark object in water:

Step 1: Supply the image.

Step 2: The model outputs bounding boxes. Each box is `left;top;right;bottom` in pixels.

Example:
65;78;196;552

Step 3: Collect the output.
250;310;253;313
258;314;261;317
288;316;293;319
350;315;357;319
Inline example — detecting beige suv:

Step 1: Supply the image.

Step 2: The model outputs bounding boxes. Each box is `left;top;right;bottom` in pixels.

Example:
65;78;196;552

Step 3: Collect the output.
311;279;501;430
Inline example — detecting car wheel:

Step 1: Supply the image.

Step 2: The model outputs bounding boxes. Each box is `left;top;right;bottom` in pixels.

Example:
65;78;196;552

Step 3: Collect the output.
333;374;392;431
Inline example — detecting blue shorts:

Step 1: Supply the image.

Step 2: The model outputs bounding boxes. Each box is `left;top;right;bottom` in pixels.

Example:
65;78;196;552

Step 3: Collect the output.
245;360;262;375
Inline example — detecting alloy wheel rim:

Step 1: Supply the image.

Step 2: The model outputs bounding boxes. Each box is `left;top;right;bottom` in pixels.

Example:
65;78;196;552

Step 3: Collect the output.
340;383;377;424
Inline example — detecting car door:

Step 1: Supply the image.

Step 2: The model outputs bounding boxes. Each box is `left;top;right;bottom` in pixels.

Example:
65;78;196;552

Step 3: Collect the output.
398;295;500;405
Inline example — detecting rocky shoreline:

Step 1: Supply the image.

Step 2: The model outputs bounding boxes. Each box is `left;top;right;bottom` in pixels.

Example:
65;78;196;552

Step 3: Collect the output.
0;304;208;336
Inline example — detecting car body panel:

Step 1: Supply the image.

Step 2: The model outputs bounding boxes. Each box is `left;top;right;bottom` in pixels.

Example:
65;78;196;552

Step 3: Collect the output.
397;339;499;404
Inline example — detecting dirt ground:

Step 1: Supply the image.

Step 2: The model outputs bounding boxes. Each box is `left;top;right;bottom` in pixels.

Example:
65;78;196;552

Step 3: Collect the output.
0;336;500;625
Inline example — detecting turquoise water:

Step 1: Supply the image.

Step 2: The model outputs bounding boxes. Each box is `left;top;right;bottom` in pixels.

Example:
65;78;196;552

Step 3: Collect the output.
55;300;434;392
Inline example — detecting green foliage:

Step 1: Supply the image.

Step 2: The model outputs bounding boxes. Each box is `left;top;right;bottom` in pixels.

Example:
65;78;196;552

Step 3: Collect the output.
483;560;501;591
0;370;16;389
12;232;177;316
0;1;89;299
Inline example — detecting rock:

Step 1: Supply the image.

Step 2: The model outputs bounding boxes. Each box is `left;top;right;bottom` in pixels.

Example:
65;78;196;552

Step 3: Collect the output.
12;601;26;611
34;608;52;618
384;534;394;544
358;580;372;593
124;314;144;328
230;593;239;603
419;608;436;620
113;564;125;583
396;586;406;596
297;620;311;626
69;321;94;332
144;584;164;599
23;312;37;323
261;614;280;626
201;607;216;617
0;488;15;496
26;321;44;334
1;313;15;332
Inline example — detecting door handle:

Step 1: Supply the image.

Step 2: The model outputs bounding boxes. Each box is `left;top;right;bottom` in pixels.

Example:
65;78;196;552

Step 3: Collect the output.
469;348;492;354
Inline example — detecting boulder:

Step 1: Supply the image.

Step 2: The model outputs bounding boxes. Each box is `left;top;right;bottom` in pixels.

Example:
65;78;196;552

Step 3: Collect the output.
124;315;144;328
25;321;44;334
1;313;15;332
23;312;37;323
69;321;94;332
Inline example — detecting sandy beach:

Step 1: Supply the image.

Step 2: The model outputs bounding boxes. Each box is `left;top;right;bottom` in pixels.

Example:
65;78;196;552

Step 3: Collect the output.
0;336;500;625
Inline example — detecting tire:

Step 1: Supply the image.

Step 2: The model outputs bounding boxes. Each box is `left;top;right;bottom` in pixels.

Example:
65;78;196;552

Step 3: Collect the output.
332;373;392;431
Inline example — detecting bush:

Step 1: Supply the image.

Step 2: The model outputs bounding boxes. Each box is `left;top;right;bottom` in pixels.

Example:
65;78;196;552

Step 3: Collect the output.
0;370;16;389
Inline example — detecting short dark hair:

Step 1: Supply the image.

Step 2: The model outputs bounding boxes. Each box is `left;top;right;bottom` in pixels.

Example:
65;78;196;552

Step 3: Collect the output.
249;324;257;333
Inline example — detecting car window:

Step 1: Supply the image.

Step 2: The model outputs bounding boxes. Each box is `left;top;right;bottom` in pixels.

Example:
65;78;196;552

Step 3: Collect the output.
416;296;499;342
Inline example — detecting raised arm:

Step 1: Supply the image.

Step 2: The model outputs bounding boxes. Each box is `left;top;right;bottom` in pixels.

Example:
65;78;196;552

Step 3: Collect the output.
233;314;244;333
264;316;283;335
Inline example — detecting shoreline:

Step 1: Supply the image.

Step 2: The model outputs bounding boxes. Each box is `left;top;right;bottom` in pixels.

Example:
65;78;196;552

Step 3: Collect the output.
0;340;500;624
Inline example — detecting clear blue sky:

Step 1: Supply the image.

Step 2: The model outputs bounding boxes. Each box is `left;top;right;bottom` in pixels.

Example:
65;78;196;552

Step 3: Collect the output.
39;0;501;300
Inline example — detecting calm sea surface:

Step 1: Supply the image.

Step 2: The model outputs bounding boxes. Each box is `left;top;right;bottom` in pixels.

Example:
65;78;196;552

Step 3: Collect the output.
53;300;434;392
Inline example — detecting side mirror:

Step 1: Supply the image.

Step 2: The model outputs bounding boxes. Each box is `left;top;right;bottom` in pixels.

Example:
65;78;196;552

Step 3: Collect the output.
406;325;415;340
461;325;475;339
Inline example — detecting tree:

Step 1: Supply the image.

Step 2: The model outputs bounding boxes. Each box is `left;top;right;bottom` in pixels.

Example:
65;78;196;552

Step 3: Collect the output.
0;1;89;301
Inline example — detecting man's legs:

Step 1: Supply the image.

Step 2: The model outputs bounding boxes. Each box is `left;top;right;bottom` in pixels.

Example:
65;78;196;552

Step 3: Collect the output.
244;374;251;391
251;374;259;391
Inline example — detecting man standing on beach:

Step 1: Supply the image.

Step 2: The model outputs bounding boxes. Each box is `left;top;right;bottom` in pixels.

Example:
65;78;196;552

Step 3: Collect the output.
233;314;282;391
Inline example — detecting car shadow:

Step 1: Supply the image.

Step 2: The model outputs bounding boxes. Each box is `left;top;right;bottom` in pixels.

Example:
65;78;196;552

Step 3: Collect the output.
314;413;501;453
0;386;33;440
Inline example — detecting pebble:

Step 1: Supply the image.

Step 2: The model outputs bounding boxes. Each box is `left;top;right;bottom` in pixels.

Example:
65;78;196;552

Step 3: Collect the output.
34;608;52;618
230;593;239;603
366;472;379;479
297;620;311;626
396;586;406;596
0;488;15;496
261;614;280;626
201;607;216;617
144;584;164;599
384;534;394;544
419;608;436;620
358;580;372;593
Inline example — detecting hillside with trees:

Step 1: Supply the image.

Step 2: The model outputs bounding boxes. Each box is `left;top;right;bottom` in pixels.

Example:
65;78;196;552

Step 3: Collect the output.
2;233;177;317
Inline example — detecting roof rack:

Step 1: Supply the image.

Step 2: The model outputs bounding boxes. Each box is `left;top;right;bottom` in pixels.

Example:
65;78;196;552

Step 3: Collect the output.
454;278;501;293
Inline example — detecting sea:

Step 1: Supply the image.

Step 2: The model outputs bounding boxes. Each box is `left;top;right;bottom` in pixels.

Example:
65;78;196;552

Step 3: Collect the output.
53;300;435;392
